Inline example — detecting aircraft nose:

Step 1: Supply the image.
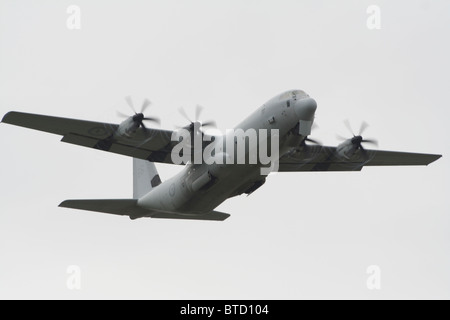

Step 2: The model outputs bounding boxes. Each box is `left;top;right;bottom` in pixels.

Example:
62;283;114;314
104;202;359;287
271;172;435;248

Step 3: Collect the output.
294;97;317;120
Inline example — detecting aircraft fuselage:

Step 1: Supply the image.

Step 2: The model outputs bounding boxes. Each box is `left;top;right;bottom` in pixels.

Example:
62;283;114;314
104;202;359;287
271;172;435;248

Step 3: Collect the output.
137;90;318;216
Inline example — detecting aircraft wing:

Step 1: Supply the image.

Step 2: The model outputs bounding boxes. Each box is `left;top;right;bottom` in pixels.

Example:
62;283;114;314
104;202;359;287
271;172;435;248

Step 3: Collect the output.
278;146;442;172
2;111;179;164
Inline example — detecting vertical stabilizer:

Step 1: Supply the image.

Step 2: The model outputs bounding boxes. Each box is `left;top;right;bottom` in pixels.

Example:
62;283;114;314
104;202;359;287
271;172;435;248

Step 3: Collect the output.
133;159;161;199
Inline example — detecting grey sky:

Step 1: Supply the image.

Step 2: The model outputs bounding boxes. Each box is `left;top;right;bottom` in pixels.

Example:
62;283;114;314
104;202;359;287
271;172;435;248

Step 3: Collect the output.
0;0;449;299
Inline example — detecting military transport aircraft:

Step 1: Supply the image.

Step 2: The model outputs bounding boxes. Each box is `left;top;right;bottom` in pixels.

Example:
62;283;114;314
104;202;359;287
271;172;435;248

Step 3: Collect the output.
1;90;441;221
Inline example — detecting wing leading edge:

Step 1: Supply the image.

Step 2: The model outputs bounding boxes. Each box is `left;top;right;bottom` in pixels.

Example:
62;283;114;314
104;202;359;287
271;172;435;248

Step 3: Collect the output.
2;112;441;170
278;146;441;172
2;111;178;164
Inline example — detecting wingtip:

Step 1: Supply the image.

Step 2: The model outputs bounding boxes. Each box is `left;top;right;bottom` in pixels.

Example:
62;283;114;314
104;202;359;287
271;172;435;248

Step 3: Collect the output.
214;211;231;221
427;154;443;166
1;111;13;123
58;200;70;208
1;111;21;124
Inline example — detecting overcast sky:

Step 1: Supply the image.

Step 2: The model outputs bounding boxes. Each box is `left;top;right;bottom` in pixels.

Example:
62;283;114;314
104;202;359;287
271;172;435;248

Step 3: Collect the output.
0;0;449;299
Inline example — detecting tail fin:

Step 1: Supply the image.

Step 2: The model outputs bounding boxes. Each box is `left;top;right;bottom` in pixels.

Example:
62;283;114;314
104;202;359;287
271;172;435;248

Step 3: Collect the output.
133;158;161;199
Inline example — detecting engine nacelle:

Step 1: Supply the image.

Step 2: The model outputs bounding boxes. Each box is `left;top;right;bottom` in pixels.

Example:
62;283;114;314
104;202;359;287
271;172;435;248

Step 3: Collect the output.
336;135;373;160
116;117;140;138
336;140;357;160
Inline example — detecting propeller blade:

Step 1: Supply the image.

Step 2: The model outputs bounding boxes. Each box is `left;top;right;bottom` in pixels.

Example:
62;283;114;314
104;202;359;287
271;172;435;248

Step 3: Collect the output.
362;139;378;146
359;144;369;159
116;111;129;119
359;121;369;136
336;134;347;141
125;96;137;114
143;117;161;125
140;121;148;131
179;107;192;123
141;99;151;114
195;105;203;122
177;105;217;134
305;137;321;145
344;119;355;137
201;120;216;128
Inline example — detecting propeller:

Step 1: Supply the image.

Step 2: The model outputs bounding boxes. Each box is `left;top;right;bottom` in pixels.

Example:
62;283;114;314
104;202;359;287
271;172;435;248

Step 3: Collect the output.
338;120;378;158
304;137;321;146
301;122;321;146
178;104;216;134
292;122;322;160
117;96;161;131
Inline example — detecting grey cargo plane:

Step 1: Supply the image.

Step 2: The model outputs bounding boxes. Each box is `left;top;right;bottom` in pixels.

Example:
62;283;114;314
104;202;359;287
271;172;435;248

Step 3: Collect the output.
1;90;441;221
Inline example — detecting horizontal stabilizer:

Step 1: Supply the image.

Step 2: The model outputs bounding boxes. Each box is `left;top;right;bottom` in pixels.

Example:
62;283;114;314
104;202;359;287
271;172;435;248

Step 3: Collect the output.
59;199;230;221
59;199;149;216
151;211;230;221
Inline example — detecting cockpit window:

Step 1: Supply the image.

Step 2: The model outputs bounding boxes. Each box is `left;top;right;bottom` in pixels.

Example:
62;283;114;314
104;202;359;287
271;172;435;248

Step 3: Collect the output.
293;90;309;99
279;90;309;101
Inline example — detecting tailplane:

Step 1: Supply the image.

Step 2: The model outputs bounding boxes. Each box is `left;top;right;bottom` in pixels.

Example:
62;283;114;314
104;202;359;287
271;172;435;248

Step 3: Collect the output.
59;199;230;221
59;159;230;221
